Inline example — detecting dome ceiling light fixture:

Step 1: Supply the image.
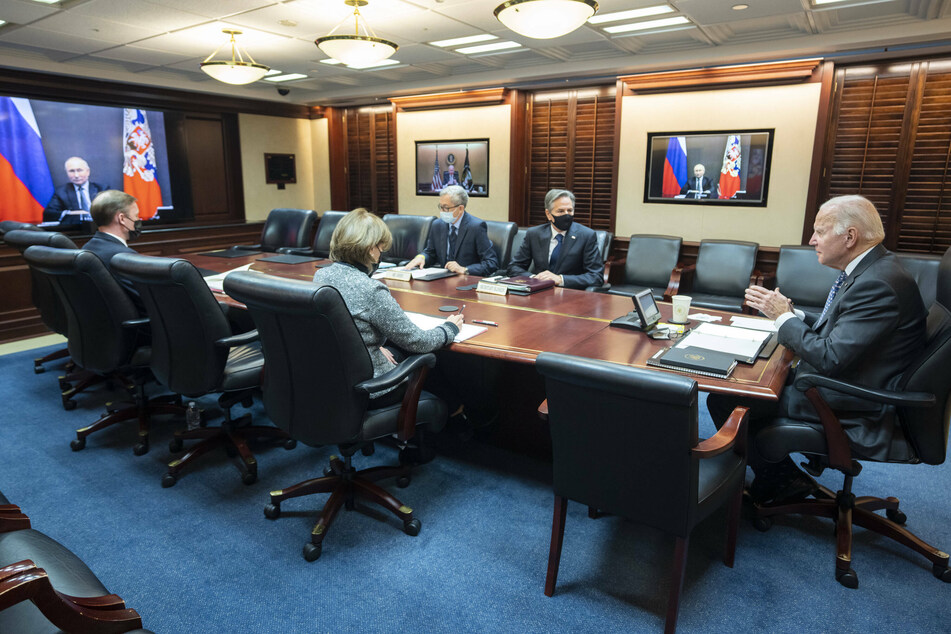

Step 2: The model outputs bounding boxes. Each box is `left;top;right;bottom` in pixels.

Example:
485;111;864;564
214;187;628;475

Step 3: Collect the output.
315;0;399;67
494;0;599;39
200;29;270;85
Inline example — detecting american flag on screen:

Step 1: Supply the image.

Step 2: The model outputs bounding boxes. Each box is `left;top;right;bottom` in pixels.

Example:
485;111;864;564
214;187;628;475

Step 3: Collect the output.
431;149;441;192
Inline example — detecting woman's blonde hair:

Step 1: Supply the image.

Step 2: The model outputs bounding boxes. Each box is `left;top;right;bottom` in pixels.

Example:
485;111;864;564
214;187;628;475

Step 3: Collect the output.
329;208;393;270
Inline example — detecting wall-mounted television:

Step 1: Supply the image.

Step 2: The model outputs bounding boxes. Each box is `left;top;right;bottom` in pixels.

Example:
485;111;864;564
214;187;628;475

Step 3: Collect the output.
415;139;488;197
0;95;187;233
644;129;774;206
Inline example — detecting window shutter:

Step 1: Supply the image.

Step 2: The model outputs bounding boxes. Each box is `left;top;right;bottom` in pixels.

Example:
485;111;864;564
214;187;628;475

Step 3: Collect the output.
345;109;395;216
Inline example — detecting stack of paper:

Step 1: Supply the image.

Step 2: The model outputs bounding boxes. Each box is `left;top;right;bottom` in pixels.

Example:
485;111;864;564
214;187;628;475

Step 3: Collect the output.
202;263;255;293
405;312;487;343
674;322;771;361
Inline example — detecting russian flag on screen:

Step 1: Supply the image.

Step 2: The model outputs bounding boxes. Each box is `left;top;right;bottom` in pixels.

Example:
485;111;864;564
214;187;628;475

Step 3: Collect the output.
122;108;163;220
0;97;54;223
662;136;687;198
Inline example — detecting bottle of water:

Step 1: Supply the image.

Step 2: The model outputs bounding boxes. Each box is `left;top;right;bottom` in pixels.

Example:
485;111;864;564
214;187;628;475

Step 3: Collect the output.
186;402;200;431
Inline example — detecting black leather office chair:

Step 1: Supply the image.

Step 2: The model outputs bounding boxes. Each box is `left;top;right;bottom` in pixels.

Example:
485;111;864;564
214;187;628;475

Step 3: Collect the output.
111;253;292;487
381;213;435;264
589;230;614;289
606;234;682;302
535;352;748;634
235;208;318;253
3;230;78;377
680;239;759;313
508;227;531;273
897;252;942;308
0;220;42;236
224;273;448;561
769;245;840;322
484;220;517;272
23;246;182;455
751;245;951;588
278;210;347;258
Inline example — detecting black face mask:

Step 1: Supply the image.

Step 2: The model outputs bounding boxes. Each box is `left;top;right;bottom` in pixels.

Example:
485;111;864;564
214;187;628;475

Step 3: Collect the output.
126;218;142;241
551;213;573;232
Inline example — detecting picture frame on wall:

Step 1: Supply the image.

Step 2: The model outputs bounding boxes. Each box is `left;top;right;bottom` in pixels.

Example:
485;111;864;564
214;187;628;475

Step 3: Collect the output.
415;139;489;197
644;129;774;206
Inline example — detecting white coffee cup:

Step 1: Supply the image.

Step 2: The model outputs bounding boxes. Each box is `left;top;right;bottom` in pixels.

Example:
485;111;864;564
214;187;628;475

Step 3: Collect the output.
671;295;692;323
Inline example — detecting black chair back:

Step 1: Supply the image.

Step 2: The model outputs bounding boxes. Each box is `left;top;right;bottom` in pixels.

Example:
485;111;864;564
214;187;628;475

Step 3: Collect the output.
775;245;840;314
23;246;138;375
224;272;374;447
897;252;942;308
4;230;77;335
536;353;701;536
259;208;318;252
594;230;613;265
510;227;531;273
0;220;42;236
624;234;682;294
484;220;517;270
110;254;234;397
382;214;435;264
313;211;347;258
694;239;758;297
897;246;951;465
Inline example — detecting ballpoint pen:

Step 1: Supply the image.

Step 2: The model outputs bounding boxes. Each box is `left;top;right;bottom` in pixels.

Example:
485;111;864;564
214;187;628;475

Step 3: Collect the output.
472;320;498;327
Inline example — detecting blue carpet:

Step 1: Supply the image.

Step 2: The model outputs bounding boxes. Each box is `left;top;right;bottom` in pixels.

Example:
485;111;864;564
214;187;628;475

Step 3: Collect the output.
1;346;949;632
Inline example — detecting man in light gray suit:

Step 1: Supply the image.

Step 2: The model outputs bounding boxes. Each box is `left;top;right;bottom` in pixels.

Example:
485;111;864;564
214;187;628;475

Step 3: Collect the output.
708;194;927;503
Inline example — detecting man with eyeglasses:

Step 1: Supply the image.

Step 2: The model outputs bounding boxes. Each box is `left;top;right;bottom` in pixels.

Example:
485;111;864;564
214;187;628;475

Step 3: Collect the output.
405;185;498;276
508;188;603;289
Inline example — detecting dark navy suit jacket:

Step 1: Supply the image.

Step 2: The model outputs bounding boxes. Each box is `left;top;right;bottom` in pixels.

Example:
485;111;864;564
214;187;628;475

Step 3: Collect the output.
508;222;603;290
43;182;109;224
421;211;498;277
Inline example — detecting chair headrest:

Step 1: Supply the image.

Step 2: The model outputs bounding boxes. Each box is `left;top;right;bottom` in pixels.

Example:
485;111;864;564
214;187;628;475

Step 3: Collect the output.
4;229;77;252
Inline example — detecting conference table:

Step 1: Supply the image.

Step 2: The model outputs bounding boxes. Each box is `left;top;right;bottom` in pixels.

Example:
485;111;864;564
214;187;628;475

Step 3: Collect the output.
187;250;793;402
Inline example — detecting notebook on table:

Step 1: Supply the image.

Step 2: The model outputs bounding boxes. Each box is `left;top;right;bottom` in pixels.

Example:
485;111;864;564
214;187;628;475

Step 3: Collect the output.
258;254;321;264
497;275;556;295
646;346;737;378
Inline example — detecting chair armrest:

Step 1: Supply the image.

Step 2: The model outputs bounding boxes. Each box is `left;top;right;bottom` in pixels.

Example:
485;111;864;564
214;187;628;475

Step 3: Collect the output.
356;353;436;395
537;399;548;421
0;561;143;631
759;272;776;289
666;264;693;301
694;406;749;458
0;504;31;532
357;353;437;441
793;373;935;408
215;329;259;348
276;246;314;256
601;258;613;286
232;244;261;251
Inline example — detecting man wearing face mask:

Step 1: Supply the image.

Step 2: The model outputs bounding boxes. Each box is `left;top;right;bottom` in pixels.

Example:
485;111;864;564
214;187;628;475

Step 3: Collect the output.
508;189;603;289
405;185;498;276
83;189;144;309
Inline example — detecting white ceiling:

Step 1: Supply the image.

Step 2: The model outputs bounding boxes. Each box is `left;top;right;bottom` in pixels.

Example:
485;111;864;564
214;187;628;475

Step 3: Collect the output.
1;0;950;106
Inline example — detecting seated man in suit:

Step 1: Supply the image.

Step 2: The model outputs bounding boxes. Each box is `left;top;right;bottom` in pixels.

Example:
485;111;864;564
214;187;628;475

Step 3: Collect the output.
508;188;603;290
707;194;927;503
43;157;109;224
680;164;712;199
405;185;499;276
83;189;143;309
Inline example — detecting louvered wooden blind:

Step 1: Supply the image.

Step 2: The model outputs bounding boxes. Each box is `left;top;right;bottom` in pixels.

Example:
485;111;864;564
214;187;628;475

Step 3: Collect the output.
345;108;396;216
528;88;616;230
822;60;951;254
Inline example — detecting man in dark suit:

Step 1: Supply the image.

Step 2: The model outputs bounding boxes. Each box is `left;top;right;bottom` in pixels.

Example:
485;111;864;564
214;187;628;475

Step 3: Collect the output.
442;164;461;188
42;156;109;224
708;194;927;502
405;185;498;276
508;189;603;290
83;189;143;309
679;163;712;199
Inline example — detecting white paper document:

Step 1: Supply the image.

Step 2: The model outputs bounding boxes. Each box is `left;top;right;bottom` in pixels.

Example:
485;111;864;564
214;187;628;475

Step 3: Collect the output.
730;315;778;332
675;322;770;359
405;312;487;343
202;263;255;293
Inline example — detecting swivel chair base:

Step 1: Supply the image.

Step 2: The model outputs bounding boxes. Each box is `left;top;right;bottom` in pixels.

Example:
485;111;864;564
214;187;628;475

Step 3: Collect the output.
752;476;951;588
264;452;420;562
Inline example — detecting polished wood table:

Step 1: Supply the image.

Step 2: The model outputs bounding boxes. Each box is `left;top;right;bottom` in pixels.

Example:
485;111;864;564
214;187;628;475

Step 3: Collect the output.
188;252;792;401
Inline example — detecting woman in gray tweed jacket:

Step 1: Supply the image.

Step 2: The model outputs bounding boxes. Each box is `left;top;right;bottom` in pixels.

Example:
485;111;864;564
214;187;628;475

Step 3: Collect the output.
313;209;464;396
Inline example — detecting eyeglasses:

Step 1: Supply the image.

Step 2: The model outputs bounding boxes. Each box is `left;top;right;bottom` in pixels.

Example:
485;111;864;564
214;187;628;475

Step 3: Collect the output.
437;204;460;212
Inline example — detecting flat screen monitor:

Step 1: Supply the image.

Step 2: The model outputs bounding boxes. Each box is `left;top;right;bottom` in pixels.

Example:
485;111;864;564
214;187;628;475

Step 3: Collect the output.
632;289;662;330
415;139;488;197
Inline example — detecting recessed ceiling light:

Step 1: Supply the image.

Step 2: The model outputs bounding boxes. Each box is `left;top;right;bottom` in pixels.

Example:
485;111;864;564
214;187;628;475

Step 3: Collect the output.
346;58;401;70
429;34;497;47
456;41;522;54
319;58;343;65
30;0;61;4
732;3;749;9
264;73;308;82
587;5;674;25
603;16;690;34
0;20;6;26
264;69;282;76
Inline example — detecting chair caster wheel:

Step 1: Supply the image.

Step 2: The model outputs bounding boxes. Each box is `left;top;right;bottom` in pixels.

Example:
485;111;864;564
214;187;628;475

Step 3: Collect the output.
886;508;907;524
169;438;183;453
242;471;257;485
753;516;772;532
361;444;375;456
133;442;149;456
264;504;281;520
59;378;71;390
161;473;177;488
403;518;421;537
70;438;86;451
836;568;859;589
933;564;951;582
284;439;297;450
63;399;77;411
303;542;322;562
396;475;411;489
35;365;45;374
323;466;334;477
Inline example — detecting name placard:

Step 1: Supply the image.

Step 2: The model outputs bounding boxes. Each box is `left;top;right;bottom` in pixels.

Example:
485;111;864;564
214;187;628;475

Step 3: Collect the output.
476;280;508;296
381;269;413;282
